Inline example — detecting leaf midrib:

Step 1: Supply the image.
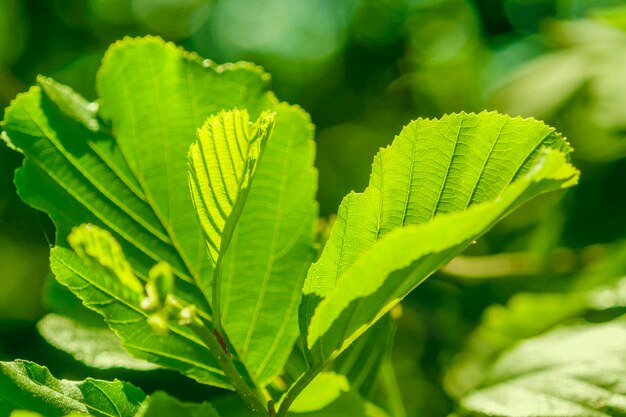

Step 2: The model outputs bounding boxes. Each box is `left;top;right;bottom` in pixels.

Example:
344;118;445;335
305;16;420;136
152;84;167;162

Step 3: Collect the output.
89;381;123;417
464;117;507;209
430;118;463;220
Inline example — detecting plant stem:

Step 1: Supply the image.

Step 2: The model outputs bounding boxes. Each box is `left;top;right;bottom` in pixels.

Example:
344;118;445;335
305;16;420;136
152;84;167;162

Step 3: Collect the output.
276;365;324;417
380;357;406;417
187;318;268;417
212;259;224;334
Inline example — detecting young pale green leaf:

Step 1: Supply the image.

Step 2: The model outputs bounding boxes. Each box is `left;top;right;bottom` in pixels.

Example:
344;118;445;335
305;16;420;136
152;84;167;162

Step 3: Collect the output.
37;313;158;371
188;108;274;266
68;223;144;295
188;108;274;345
0;360;145;417
301;112;579;365
2;36;317;386
135;392;220;417
456;315;626;417
9;412;48;417
291;392;390;417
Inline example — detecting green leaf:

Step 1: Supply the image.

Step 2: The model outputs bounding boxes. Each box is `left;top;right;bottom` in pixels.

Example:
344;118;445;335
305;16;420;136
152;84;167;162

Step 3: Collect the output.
188;108;274;267
456;315;626;417
2;58;229;387
59;221;228;384
188;108;274;345
9;411;87;417
37;313;158;371
95;36;268;291
2;36;317;386
43;275;103;324
290;372;350;413
219;103;317;384
40;276;157;371
0;360;145;417
444;292;587;399
135;392;220;417
68;223;144;295
301;112;579;365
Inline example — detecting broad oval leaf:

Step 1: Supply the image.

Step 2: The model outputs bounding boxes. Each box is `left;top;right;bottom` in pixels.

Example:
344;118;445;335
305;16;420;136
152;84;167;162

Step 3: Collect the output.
0;360;145;417
1;36;317;387
301;112;579;365
456;315;626;417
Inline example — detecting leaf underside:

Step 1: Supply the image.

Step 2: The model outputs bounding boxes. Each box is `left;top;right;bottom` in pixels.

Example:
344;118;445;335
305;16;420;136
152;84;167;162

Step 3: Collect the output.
1;36;317;388
37;313;159;371
457;315;626;417
0;360;145;417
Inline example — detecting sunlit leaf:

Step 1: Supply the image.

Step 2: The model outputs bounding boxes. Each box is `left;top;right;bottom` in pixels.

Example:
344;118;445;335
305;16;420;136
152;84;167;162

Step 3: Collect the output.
302;112;579;365
2;36;317;387
188;108;273;267
219;103;317;384
290;372;349;413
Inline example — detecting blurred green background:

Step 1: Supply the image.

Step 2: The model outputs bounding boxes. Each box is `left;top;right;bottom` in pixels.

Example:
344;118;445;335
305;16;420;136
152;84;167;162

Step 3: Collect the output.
1;0;626;416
